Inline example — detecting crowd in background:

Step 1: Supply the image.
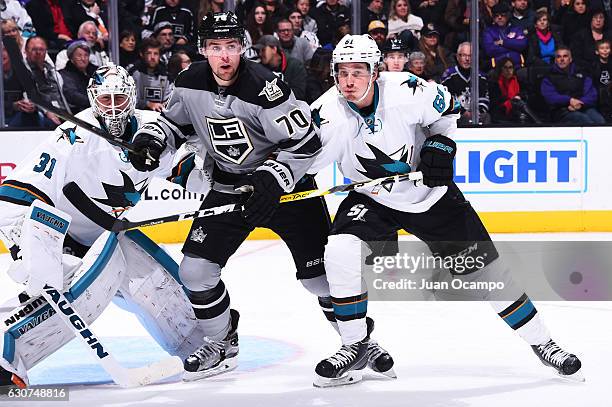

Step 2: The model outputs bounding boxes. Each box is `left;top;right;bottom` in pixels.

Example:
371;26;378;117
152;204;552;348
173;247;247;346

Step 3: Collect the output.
2;0;612;128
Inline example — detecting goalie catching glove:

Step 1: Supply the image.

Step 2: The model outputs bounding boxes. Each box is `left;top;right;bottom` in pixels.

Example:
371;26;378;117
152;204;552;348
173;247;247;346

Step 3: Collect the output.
417;134;456;187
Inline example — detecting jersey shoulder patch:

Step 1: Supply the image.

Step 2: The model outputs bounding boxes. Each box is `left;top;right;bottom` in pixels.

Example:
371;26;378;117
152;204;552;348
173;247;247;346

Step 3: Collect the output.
230;60;291;109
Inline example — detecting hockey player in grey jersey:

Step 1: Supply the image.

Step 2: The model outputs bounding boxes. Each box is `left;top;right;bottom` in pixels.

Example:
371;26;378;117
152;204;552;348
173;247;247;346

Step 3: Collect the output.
129;11;395;381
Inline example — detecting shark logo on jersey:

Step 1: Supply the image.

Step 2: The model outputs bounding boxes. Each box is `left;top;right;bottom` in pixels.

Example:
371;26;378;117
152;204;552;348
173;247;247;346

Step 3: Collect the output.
258;78;283;102
311;107;329;128
206;117;254;164
356;143;412;192
57;127;83;145
92;171;147;217
401;76;425;95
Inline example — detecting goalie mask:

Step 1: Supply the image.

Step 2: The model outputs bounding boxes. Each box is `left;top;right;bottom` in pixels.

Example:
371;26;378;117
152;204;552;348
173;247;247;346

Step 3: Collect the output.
87;65;137;139
331;34;381;103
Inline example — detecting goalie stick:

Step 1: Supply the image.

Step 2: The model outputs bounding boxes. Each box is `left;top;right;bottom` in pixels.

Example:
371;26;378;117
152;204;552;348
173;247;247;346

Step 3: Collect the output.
40;286;184;387
111;171;423;232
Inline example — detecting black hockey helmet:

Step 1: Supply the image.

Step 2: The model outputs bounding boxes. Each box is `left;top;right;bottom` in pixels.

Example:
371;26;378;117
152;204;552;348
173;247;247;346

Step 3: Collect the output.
381;37;410;56
198;11;246;49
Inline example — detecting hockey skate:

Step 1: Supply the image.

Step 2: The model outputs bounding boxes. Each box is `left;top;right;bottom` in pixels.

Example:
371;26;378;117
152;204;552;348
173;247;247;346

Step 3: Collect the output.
0;366;26;389
365;317;396;378
183;309;240;382
314;339;369;387
531;339;584;382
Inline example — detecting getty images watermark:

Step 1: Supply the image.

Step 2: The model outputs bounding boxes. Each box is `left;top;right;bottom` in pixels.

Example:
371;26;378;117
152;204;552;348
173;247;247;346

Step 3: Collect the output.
362;241;612;301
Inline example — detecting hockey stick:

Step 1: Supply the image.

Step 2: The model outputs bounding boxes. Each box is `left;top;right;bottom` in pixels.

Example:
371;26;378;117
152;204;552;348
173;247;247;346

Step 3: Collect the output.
2;36;148;157
111;171;423;232
40;285;184;387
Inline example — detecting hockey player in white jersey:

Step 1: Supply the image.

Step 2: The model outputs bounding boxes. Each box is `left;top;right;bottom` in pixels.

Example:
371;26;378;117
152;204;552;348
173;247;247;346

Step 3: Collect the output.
0;65;206;387
309;34;583;387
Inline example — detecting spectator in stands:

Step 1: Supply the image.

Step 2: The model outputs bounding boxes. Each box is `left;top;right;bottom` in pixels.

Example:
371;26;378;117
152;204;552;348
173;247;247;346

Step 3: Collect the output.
119;30;139;68
527;10;563;66
571;9;612;71
63;0;109;43
56;21;111;70
167;49;191;82
444;0;469;50
418;23;452;81
489;56;531;123
153;21;176;66
482;2;528;69
333;18;352;46
1;18;25;53
2;44;39;128
411;0;449;41
591;39;612;91
310;0;350;48
541;46;605;123
26;0;73;51
246;3;274;45
118;0;145;36
129;37;173;112
408;51;431;79
368;20;388;49
480;0;500;30
510;0;536;32
305;47;332;103
382;37;410;72
0;0;32;31
276;18;315;65
25;36;69;126
296;0;318;34
442;42;490;125
288;9;320;52
255;34;307;100
361;0;388;34
387;0;423;39
197;0;224;23
555;0;590;45
59;40;97;113
262;0;288;27
146;0;194;44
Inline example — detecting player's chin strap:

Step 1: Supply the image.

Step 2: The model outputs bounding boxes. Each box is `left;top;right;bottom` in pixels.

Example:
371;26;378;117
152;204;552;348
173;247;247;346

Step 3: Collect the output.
111;171;424;232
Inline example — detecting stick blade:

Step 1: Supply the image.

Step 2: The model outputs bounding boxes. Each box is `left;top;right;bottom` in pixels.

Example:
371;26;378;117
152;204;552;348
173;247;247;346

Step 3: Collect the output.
121;356;184;387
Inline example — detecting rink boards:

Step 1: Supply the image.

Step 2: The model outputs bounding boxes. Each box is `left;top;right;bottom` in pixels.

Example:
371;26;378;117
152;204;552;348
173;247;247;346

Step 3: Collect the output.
0;126;610;250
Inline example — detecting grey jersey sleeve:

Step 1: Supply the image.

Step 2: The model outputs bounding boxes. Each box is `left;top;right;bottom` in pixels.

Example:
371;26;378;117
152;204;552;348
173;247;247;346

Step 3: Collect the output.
258;95;322;192
155;87;196;151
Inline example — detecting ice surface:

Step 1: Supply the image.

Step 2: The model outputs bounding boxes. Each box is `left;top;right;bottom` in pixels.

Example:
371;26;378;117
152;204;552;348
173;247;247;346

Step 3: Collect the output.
1;234;610;407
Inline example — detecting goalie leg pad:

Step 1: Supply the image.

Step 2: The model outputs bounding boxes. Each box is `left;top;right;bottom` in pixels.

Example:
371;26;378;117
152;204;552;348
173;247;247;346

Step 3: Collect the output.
1;232;126;375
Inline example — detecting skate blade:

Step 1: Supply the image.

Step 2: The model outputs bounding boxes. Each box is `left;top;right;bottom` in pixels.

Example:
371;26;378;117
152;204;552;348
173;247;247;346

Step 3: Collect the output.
378;367;397;379
182;357;238;382
557;368;585;383
313;371;363;388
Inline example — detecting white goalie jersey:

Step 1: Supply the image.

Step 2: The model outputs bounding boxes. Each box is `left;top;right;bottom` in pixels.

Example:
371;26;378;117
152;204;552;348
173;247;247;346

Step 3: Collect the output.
0;108;173;247
309;72;459;213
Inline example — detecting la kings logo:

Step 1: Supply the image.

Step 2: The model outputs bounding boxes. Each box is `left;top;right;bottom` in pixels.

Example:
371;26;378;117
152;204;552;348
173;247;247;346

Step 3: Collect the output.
190;226;207;243
206;117;254;164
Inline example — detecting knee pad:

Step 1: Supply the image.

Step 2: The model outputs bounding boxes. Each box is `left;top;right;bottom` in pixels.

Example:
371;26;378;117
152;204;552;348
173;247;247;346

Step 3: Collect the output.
300;274;331;297
178;254;221;292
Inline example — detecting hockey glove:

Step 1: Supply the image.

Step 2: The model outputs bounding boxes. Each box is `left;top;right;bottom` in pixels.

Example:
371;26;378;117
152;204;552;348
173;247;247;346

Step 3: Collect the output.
417;134;456;187
235;170;284;227
128;123;167;172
